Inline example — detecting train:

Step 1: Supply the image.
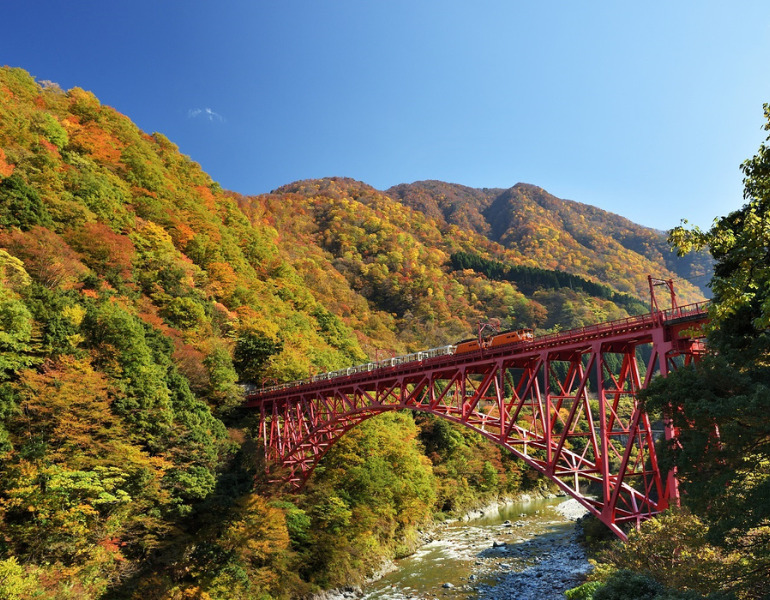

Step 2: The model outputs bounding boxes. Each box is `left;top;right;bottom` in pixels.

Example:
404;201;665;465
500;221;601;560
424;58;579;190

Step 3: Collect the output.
454;328;533;354
257;328;534;393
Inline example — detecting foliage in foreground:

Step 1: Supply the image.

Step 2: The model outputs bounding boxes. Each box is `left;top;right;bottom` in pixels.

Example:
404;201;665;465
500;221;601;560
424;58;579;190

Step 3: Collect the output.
579;511;738;599
575;104;770;600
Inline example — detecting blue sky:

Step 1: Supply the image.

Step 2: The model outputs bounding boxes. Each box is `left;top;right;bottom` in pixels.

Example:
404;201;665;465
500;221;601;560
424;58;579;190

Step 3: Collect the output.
3;1;769;230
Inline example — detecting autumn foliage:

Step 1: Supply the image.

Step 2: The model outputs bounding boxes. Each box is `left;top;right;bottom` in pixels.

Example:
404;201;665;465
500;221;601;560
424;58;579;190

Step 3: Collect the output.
0;66;712;599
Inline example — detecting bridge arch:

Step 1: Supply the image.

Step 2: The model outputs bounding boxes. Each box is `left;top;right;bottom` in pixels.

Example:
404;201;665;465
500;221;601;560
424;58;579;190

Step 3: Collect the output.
246;302;708;540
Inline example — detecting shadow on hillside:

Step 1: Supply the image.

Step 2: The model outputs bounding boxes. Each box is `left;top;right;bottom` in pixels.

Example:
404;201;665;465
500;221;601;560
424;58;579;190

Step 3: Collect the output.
101;415;265;599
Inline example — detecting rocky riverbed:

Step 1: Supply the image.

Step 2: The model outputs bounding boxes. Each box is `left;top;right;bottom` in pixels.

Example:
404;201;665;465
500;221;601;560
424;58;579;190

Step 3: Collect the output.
321;496;592;600
473;501;592;600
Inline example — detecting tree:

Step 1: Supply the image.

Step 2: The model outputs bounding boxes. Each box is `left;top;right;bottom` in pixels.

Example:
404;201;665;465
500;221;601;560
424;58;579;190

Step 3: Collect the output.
595;511;730;596
0;227;89;290
233;330;282;383
0;283;35;379
0;557;36;600
65;222;135;286
0;174;52;230
643;104;770;598
0;357;168;566
203;344;242;413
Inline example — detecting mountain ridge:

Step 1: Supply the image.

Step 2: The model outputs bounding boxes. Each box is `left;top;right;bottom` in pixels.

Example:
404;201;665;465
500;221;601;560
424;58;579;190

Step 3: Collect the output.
385;179;711;298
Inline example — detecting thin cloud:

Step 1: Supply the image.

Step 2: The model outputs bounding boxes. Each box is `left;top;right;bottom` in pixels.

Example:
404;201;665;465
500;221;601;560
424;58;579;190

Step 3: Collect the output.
187;107;225;122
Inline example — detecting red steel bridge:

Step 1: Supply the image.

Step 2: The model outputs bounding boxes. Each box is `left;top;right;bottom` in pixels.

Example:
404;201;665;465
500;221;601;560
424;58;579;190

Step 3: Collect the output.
245;281;709;539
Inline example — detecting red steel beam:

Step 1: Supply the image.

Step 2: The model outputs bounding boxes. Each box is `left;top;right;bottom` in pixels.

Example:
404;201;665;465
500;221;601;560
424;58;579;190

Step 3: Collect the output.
245;302;709;539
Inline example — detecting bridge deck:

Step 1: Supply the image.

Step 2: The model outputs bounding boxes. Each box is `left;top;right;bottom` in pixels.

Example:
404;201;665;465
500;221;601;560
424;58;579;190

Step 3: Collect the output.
245;301;709;408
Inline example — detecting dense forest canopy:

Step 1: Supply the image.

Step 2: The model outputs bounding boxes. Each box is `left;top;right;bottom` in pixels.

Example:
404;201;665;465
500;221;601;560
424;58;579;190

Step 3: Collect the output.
386;180;712;300
0;65;739;600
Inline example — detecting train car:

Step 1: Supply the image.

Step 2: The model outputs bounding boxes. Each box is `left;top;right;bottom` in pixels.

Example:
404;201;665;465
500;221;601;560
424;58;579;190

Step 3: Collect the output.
454;328;534;354
454;338;482;354
489;328;534;347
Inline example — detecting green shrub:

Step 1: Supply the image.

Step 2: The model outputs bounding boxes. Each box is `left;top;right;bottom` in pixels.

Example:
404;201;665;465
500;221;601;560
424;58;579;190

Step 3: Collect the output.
566;580;602;600
0;174;52;230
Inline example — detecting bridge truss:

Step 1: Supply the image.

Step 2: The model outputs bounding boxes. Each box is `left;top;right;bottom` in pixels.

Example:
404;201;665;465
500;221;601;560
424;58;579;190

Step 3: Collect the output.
245;300;708;539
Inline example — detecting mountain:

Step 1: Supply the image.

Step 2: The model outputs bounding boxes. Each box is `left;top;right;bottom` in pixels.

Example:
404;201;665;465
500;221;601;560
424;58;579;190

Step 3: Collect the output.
386;180;712;299
230;176;707;355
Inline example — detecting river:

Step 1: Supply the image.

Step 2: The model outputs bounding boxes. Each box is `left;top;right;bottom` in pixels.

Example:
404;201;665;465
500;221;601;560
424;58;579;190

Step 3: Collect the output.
344;496;592;600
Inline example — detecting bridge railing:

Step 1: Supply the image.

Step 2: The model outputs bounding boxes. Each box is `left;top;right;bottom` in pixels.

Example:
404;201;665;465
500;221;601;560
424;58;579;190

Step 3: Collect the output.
314;344;457;382
665;300;711;322
253;345;459;395
531;300;710;349
250;301;710;397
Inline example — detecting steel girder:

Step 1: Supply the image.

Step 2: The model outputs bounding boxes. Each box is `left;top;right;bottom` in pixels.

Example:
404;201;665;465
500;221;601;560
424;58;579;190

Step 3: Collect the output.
246;303;708;539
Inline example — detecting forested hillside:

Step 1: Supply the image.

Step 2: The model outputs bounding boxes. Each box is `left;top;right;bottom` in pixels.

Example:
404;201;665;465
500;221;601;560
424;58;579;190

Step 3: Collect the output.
387;180;712;299
0;66;714;599
238;176;705;348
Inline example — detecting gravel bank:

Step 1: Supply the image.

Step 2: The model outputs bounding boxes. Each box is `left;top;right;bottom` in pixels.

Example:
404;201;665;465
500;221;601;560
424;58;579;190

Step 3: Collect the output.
469;498;590;599
472;515;592;600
